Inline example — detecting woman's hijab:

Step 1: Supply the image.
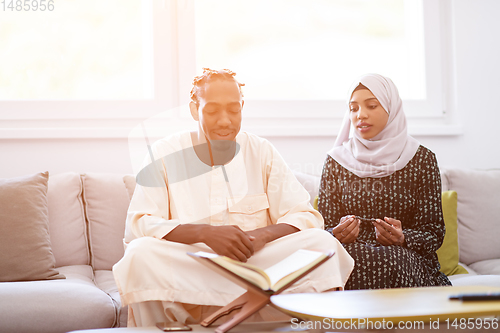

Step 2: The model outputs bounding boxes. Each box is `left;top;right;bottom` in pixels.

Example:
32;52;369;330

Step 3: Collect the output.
327;74;420;178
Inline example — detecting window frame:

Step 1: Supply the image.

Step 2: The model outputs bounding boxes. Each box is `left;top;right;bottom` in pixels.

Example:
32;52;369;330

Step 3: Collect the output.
0;0;461;139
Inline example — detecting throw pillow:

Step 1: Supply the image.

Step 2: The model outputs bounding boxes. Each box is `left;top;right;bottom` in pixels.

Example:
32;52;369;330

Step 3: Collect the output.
436;191;468;276
0;172;65;281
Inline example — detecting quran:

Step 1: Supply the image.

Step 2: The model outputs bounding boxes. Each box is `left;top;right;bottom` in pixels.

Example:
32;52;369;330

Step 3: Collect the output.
188;249;334;293
188;248;335;333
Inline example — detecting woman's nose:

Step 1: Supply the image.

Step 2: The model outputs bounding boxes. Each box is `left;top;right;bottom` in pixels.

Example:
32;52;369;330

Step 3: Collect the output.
357;108;368;119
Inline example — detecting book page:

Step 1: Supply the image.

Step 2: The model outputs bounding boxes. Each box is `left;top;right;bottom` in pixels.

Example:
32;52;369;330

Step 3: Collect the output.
264;249;324;289
194;252;218;259
190;251;271;290
189;250;331;292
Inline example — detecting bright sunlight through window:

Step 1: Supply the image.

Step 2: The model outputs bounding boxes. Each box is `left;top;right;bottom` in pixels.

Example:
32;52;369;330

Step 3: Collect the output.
194;0;425;101
0;0;151;100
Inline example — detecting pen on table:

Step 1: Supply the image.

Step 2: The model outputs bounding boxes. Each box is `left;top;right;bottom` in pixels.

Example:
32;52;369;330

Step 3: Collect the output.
449;293;500;301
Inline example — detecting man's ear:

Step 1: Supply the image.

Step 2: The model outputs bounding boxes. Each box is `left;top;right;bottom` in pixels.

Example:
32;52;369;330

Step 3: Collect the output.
189;102;199;121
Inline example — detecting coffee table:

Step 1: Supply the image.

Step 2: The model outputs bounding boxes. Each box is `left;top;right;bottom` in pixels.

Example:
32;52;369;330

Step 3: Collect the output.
271;285;500;325
69;286;500;333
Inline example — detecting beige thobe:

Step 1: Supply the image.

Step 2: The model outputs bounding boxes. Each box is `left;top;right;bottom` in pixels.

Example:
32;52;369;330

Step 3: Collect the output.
113;131;354;326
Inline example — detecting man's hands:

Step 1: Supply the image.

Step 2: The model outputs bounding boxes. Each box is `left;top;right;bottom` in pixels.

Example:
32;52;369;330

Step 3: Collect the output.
201;225;255;262
164;224;254;262
245;228;267;253
330;215;360;243
373;217;405;246
163;223;299;262
246;224;299;253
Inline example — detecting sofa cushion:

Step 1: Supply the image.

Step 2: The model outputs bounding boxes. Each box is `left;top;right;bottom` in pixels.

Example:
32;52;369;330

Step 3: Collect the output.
468;259;500;275
457;262;477;275
436;191;468;276
445;169;500;265
57;264;94;282
0;172;64;282
0;265;116;333
82;173;129;270
48;172;90;267
95;270;127;327
448;274;500;288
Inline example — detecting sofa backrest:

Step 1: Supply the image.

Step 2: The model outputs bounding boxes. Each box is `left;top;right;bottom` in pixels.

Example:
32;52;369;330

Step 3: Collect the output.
81;173;130;271
47;168;500;270
440;168;500;266
47;172;130;270
47;172;90;267
292;171;320;206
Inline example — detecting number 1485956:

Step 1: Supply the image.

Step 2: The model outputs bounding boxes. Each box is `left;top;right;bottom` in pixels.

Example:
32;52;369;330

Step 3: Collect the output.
445;317;498;330
1;0;55;11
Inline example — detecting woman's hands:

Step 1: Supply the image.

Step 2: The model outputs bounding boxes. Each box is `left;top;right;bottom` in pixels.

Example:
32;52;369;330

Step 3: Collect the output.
330;215;405;246
330;215;360;243
373;217;405;246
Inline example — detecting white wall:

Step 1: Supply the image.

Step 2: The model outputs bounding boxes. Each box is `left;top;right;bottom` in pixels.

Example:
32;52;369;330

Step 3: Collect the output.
1;0;499;178
0;139;132;177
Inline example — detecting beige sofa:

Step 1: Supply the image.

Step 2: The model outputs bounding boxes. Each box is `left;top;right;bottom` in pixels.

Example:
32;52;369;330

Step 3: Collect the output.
0;173;129;333
439;168;500;286
1;168;499;333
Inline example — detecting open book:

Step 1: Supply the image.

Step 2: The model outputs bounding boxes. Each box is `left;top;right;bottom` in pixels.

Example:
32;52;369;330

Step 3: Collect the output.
188;249;334;293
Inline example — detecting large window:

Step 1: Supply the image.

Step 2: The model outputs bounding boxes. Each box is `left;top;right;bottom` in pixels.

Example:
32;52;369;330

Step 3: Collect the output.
0;0;149;100
178;0;456;136
0;0;173;132
0;0;457;139
194;0;425;101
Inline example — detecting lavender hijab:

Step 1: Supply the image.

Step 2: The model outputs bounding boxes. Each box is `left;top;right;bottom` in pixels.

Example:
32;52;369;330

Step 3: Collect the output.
327;74;420;178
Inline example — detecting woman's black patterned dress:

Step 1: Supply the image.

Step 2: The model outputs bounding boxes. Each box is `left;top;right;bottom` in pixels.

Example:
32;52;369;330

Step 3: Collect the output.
318;146;451;289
